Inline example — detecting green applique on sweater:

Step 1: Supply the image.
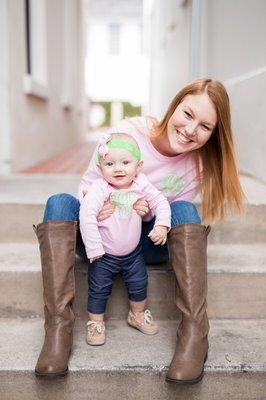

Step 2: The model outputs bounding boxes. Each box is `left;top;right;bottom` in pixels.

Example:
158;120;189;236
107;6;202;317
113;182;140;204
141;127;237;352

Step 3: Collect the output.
160;174;183;197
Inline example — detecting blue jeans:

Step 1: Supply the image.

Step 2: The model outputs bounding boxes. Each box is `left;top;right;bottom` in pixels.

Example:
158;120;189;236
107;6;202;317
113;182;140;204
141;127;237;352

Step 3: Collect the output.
43;193;201;264
88;244;147;314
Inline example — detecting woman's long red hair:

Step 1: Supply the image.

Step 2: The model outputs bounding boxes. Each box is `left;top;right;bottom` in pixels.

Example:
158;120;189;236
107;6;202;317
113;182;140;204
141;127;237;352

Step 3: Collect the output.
151;77;245;223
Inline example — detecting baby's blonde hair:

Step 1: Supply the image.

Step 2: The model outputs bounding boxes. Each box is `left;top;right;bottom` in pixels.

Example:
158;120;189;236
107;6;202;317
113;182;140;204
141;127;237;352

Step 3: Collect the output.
98;132;141;163
109;132;140;149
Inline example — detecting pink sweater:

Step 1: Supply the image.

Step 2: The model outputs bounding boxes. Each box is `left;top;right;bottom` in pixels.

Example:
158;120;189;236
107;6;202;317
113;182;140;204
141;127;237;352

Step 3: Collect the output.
79;173;171;258
78;117;201;208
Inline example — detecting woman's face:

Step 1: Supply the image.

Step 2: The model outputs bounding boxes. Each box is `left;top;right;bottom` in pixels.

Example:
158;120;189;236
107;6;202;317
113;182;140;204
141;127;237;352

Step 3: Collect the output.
166;93;217;155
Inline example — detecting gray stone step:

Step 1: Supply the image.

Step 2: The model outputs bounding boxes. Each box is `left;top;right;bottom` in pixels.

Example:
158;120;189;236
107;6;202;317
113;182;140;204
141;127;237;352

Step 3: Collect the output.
0;318;265;399
1;243;265;319
1;202;266;244
1;372;266;400
1;174;266;243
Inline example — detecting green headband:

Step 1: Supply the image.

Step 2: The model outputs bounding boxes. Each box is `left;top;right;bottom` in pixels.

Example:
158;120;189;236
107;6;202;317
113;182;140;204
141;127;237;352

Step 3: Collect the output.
98;139;141;161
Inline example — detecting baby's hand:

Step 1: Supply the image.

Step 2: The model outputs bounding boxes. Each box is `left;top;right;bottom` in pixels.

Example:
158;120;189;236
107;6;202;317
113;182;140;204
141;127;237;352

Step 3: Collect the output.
133;197;150;217
148;225;168;246
90;254;104;263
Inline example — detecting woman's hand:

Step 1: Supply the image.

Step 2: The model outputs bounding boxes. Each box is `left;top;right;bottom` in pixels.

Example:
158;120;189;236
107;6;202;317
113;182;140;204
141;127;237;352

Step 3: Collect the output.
148;225;168;246
97;199;116;222
133;197;150;217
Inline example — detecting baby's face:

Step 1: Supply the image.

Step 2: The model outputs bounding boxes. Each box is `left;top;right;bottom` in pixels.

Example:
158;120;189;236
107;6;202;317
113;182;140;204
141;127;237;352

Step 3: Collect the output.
99;147;142;189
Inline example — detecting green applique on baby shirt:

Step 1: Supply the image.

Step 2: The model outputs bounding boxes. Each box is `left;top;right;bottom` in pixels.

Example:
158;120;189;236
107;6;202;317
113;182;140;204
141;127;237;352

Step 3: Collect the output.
110;190;137;218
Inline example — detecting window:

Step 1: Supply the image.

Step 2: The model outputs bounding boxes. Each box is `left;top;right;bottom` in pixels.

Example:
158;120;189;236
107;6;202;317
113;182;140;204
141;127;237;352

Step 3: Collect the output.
24;0;48;99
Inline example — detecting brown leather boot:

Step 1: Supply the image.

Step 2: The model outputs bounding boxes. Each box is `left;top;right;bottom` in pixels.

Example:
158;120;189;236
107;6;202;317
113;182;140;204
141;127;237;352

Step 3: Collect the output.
166;223;210;384
33;221;77;378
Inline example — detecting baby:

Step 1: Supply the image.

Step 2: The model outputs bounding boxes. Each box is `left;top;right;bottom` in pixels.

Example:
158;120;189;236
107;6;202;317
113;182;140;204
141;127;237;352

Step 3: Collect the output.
79;132;171;345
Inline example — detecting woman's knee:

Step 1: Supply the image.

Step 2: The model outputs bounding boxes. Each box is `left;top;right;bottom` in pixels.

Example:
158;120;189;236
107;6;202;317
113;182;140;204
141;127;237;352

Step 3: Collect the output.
43;193;80;221
170;200;201;226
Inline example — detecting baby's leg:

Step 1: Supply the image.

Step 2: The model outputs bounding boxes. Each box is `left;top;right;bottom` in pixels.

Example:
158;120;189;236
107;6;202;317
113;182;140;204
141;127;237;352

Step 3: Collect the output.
86;254;117;345
129;299;147;315
121;245;158;335
88;312;104;322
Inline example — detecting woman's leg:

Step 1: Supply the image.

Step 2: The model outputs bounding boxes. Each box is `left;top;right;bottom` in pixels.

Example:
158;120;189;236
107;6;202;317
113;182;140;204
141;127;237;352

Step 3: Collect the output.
43;193;87;259
43;193;80;221
166;201;210;384
34;193;79;378
141;200;201;264
170;200;201;226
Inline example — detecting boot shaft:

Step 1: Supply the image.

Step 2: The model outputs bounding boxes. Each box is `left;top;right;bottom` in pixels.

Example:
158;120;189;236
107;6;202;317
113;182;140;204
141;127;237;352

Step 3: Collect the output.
168;223;210;322
34;221;77;316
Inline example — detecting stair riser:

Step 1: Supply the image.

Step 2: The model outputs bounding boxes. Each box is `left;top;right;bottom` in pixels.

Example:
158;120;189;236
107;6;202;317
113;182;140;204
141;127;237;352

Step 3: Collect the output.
0;371;265;400
1;269;265;319
1;203;266;243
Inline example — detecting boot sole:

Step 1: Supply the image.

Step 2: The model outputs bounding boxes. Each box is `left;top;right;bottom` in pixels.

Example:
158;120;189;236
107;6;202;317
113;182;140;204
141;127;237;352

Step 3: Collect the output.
165;353;208;385
165;370;204;385
35;367;68;379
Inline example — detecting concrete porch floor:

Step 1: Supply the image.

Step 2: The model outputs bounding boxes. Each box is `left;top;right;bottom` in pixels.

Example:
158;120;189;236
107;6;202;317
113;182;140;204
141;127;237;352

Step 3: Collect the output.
19;130;104;175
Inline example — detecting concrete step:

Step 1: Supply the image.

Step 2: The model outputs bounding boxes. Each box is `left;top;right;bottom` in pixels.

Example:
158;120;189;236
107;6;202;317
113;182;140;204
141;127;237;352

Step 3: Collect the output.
1;243;265;320
0;318;265;399
1;372;265;400
1;174;266;243
1;202;266;244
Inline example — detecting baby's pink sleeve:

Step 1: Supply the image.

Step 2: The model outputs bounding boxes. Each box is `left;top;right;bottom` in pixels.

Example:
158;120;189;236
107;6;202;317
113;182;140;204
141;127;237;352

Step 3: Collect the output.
79;181;106;259
140;175;171;228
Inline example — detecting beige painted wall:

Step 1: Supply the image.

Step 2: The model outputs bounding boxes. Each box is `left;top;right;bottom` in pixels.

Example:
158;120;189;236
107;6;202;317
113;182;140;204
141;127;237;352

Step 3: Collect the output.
2;0;86;173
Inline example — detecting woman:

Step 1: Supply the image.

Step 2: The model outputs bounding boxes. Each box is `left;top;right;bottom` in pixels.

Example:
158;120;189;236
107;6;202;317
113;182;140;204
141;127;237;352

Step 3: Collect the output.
34;77;244;383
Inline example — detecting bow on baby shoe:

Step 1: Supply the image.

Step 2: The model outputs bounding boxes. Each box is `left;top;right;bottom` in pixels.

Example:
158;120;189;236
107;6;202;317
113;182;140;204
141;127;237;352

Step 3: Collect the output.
98;133;112;158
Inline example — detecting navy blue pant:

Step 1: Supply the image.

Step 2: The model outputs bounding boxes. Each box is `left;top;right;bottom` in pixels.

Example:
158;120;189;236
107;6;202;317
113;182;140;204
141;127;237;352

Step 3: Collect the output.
43;193;201;264
88;244;147;314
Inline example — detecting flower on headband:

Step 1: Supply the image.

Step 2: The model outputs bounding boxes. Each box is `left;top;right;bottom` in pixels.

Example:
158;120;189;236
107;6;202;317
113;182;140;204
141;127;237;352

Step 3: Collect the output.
98;133;112;158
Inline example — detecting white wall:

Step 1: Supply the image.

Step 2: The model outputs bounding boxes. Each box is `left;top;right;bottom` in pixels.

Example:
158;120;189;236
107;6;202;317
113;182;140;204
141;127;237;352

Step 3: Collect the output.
148;0;191;118
148;0;266;182
1;0;86;173
201;0;266;182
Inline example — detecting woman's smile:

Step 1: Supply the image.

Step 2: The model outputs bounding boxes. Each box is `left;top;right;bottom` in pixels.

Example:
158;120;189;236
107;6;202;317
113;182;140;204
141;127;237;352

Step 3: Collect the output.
175;130;194;144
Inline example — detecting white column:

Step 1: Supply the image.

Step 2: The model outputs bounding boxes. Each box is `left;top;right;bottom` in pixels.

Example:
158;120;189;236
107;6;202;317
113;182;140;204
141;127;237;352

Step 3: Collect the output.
111;101;123;126
0;0;11;174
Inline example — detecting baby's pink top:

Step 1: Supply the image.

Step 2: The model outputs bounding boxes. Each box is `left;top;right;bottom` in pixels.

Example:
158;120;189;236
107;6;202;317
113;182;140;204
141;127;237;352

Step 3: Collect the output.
78;117;201;209
79;173;171;258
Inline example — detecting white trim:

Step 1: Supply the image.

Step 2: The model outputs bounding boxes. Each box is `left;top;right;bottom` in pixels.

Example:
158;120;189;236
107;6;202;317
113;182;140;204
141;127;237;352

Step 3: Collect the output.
30;0;48;85
224;66;266;87
61;0;76;110
23;74;48;100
